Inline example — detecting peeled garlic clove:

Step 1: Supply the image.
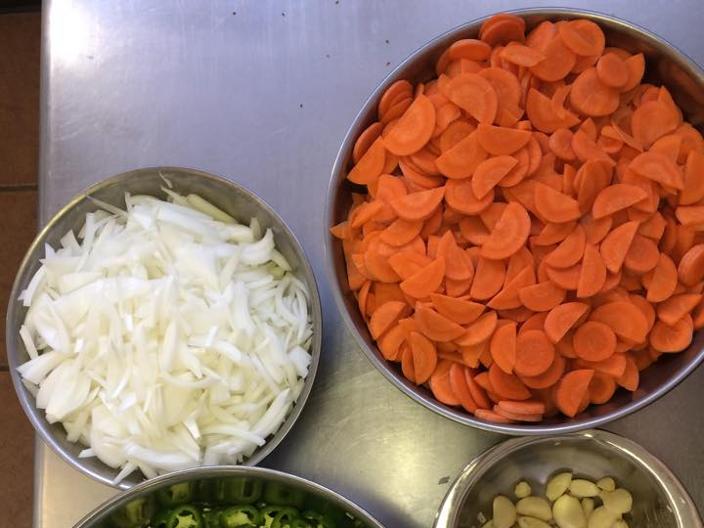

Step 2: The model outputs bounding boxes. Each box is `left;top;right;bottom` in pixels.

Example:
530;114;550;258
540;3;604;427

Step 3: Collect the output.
493;495;517;528
581;497;595;517
602;488;633;515
547;472;573;501
569;479;600;498
517;497;553;521
587;505;619;528
596;477;616;491
515;480;532;499
518;517;552;528
553;494;587;528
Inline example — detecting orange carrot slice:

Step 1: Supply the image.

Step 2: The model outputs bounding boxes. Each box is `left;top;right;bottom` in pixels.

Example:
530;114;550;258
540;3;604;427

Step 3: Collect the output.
448;363;478;412
657;293;702;326
592;184;648;219
475;124;531;155
631;100;681;148
629;151;683;190
678;244;704;287
544;224;586;269
515;329;556;376
534;182;581;223
400;257;446;299
590;301;648;343
526;88;580;133
456;311;498;347
589;371;617;404
544;302;589;343
490;321;517;374
480;202;531;260
650;315;694;353
408;331;438;383
680;150;704;205
383;94;437;156
390;186;445;221
429;360;461;404
555;368;595;417
435;131;488;179
573;321;616;361
446;73;499;124
646;253;678;303
600;221;639;273
596;53;629;88
488;266;536;310
369;301;408;339
488;363;532;400
570;67;620;117
470;257;506;300
623;234;660;274
353;122;383;163
348;138;386;185
472;155;518;199
414;304;466;342
519;281;566;311
430;293;485;325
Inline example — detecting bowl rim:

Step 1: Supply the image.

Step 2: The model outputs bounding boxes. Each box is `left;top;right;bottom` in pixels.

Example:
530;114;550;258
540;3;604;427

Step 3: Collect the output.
433;429;703;527
6;165;324;489
73;465;385;528
324;7;704;435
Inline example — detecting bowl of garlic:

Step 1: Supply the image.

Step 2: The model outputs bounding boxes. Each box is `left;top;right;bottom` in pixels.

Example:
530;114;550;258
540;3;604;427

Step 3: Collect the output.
434;430;701;528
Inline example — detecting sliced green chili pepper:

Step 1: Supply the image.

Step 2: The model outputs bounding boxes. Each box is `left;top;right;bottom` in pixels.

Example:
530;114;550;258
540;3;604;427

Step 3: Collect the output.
201;508;223;528
220;505;261;527
218;478;263;504
166;504;203;528
150;509;172;528
260;505;300;528
290;519;315;528
301;510;337;528
157;482;195;507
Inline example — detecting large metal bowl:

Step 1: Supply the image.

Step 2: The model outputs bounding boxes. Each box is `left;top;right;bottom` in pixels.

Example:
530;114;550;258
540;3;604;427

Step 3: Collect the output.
324;8;704;434
434;430;702;527
73;465;384;528
6;167;323;489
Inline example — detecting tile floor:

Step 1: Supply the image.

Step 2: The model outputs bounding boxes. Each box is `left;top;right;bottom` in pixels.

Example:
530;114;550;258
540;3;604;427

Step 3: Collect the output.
0;9;42;527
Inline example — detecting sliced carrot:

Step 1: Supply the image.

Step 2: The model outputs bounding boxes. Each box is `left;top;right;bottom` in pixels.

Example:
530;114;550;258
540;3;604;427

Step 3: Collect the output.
631;100;681;149
680;150;704;205
430;293;485;324
519;353;566;390
448;38;492;61
488;266;536;310
657;293;702;326
600;220;639;273
429;360;461;405
501;44;545;67
437;231;474;281
596;52;629;88
570;67;620;117
518;281;566;312
530;34;576;81
621;53;645;92
400;257;446;299
470;257;506;300
497;399;545;415
629;151;683;190
408;331;438;383
377;324;406;361
545;263;581;290
388;251;431;280
589;371;617;404
456;311;499;348
446;276;473;298
488;363;532;400
474;408;513;423
555;368;595;417
472;155;518;199
448;363;478;412
348;138;386;185
549;128;576;161
573;321;616;361
435;131;488;179
544;224;586;269
368;301;408;339
532;220;576;247
650;314;694;353
616;354;639;391
544;302;589;343
576;243;607;298
381;97;412;125
414;304;466;342
446;73;498;124
352;122;383;164
379;218;423;247
623;234;660;275
677;244;704;287
558;19;604;56
592;184;647;219
378;80;413;119
480;14;526;47
590;300;648;343
490;321;517;374
390;186;445;221
526;88;580;133
514;329;555;377
475;124;531;156
480;202;531;260
382;94;437;156
646;253;678;303
534;182;581;223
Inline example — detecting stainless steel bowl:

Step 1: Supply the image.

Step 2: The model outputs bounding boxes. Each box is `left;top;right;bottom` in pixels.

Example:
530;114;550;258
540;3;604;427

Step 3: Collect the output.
6;167;323;489
324;8;704;434
74;465;384;528
434;430;702;528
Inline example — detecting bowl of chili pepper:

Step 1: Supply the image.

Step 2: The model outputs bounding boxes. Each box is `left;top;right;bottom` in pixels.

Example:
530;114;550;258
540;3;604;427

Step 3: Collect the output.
73;465;384;528
324;8;704;434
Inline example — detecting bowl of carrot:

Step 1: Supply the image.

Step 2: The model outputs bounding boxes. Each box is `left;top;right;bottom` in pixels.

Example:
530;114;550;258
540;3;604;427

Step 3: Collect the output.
325;8;704;433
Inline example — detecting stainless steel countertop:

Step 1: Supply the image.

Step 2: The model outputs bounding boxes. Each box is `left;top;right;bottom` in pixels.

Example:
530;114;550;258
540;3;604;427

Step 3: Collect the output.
36;1;704;527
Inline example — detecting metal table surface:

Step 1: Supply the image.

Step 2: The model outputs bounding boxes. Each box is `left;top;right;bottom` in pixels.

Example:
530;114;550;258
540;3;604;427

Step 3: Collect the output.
35;1;704;526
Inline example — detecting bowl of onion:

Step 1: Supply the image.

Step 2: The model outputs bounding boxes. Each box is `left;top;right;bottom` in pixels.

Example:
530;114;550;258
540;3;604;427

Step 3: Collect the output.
6;166;322;489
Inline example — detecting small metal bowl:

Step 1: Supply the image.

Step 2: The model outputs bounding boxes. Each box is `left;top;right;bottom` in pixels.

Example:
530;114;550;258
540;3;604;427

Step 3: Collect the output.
324;8;704;434
74;465;384;528
434;430;703;528
6;167;323;489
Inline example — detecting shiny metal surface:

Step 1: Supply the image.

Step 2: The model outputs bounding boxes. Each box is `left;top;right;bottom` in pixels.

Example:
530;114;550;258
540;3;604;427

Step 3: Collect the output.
7;168;323;489
326;8;704;436
434;431;703;528
74;466;383;528
37;1;704;527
